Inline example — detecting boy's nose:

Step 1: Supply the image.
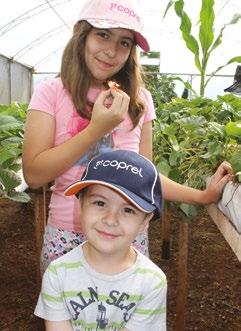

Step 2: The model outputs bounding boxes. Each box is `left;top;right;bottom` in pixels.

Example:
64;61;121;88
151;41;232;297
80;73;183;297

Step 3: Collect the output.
102;210;119;226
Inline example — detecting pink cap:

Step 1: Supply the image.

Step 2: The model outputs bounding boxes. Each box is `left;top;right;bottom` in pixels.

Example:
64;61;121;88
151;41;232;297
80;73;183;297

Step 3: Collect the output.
78;0;150;52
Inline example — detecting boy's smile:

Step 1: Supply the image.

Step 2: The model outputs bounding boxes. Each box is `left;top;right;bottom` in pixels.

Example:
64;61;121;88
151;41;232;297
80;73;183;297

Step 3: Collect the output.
96;229;120;239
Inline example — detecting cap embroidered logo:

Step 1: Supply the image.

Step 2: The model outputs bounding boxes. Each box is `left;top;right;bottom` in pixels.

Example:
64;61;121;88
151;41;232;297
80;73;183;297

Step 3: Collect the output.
93;159;143;177
109;3;141;23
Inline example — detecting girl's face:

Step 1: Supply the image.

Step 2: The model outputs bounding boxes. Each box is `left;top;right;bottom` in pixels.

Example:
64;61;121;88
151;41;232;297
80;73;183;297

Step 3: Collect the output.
84;27;134;87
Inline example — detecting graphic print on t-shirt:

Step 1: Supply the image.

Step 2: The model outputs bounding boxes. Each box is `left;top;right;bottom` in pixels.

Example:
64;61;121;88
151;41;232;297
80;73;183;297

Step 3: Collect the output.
69;285;137;330
67;112;114;167
76;134;114;167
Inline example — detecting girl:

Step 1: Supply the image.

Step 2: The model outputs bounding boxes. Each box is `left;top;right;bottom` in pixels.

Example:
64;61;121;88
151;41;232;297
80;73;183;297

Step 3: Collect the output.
23;0;232;273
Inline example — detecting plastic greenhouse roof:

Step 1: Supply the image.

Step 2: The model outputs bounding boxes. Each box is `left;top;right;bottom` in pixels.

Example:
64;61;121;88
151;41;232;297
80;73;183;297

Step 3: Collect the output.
0;0;241;74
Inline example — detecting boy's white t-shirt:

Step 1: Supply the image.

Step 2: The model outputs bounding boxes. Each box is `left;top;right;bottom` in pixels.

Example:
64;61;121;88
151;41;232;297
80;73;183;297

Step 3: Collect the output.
35;243;167;331
28;78;156;233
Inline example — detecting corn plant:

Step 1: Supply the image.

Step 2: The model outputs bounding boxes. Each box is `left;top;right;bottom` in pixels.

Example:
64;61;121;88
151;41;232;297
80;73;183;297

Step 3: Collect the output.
164;0;241;96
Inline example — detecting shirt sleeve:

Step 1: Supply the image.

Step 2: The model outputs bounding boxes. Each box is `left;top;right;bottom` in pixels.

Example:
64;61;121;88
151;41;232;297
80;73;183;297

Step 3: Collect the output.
34;265;71;321
28;78;57;116
125;273;167;331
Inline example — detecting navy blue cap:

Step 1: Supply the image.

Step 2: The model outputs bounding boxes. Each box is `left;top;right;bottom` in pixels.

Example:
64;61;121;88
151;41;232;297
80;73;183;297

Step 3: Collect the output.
64;150;163;220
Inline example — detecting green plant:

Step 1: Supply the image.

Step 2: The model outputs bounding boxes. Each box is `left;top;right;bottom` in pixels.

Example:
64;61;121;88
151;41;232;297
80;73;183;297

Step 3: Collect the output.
153;94;241;217
145;74;177;108
164;0;241;96
0;103;30;202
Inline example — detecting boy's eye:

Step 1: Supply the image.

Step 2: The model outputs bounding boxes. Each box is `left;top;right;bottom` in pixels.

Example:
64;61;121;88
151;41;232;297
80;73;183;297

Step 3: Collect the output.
124;207;136;214
93;200;105;207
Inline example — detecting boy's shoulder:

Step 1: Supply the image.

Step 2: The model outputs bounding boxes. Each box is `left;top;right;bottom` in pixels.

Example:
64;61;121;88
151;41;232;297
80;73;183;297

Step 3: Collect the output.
48;244;84;271
135;249;166;279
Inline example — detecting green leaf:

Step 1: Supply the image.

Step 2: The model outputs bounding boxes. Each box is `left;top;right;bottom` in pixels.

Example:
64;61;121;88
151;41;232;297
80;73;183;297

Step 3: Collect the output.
237;172;241;183
168;168;182;182
207;122;225;138
225;121;241;137
1;136;23;145
0;169;21;191
205;56;241;88
207;141;223;156
0;145;22;165
163;0;176;19
0;114;23;132
171;76;197;95
226;56;241;65
174;0;201;71
179;203;198;218
169;151;182;166
4;191;31;203
210;14;241;54
156;161;171;177
199;0;215;54
230;153;241;173
168;135;180;151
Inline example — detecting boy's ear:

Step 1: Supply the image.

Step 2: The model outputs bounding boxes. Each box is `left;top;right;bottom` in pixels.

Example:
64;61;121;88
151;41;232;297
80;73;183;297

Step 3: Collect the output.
139;213;153;233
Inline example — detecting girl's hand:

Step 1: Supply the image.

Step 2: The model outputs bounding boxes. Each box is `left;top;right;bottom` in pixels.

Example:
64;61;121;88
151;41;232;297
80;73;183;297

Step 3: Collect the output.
88;89;130;137
203;161;233;203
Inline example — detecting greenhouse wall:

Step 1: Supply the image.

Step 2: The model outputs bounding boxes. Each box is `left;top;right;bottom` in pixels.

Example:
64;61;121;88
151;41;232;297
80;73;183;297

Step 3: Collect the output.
0;53;33;105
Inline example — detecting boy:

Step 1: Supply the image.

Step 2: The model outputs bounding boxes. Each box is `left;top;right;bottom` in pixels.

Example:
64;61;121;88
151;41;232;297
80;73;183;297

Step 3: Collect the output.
34;150;167;331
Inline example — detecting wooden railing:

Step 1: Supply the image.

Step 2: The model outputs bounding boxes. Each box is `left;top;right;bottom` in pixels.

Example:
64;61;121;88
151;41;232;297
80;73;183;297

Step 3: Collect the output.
206;203;241;262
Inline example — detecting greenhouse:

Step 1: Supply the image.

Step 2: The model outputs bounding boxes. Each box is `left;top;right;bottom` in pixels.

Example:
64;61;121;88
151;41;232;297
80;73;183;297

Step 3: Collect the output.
0;1;241;330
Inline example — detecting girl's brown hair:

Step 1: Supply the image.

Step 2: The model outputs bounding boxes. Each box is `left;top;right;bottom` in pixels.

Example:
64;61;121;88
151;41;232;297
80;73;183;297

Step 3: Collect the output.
60;21;146;128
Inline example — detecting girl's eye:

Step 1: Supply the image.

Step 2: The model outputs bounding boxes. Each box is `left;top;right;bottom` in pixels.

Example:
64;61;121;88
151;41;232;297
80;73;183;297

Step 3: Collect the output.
96;31;109;39
121;40;133;48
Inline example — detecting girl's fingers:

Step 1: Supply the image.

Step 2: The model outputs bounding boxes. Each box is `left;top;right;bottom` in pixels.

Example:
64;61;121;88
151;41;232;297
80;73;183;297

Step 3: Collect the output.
214;161;233;178
94;89;112;104
110;90;130;112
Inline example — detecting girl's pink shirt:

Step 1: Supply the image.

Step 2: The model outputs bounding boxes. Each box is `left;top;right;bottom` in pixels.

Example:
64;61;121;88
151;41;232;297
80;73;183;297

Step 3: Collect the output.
28;77;156;232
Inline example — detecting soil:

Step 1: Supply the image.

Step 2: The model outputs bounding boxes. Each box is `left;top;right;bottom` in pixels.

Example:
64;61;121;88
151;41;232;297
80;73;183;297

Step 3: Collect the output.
0;197;240;331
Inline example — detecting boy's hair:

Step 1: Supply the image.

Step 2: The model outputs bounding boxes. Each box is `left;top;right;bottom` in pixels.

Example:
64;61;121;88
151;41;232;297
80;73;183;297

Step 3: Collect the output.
60;20;146;129
65;150;163;220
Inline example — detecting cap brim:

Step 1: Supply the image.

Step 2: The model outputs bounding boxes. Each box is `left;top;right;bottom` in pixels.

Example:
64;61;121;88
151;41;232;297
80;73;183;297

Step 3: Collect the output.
85;19;150;52
64;180;156;214
134;31;150;52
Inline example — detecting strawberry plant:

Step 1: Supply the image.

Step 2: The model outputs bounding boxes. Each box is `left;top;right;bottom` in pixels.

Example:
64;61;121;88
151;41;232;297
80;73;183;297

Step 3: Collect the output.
0;103;30;202
153;94;241;217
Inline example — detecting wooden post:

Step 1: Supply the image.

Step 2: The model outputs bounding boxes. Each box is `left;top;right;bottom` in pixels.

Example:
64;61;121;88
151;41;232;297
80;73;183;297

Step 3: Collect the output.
175;220;189;331
34;186;47;285
161;205;170;259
